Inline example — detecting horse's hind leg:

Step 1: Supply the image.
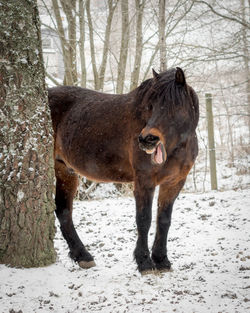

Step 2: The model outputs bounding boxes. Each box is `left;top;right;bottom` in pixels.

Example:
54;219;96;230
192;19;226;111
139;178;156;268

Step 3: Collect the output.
151;180;185;271
55;159;95;268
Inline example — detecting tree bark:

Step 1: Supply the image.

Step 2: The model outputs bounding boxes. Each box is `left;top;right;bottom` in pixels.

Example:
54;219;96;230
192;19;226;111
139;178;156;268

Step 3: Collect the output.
116;0;129;94
0;0;56;267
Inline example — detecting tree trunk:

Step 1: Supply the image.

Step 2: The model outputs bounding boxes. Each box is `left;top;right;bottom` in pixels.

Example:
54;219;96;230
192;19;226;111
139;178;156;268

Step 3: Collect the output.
61;0;77;85
98;0;118;91
52;0;77;85
130;0;145;91
79;0;86;87
142;1;194;80
241;0;250;143
159;0;167;71
86;0;99;89
116;0;129;94
51;0;72;85
0;0;56;267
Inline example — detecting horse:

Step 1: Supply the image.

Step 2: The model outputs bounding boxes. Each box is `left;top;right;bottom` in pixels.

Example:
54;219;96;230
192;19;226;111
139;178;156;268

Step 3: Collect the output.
48;67;199;274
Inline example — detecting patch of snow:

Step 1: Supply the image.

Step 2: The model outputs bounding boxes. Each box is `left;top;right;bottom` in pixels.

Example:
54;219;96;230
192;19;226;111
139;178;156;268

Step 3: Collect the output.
93;183;120;199
0;189;249;313
19;58;27;64
17;190;24;202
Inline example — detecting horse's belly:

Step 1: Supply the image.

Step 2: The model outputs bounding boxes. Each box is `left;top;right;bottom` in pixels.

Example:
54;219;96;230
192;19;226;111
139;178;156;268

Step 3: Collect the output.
65;151;133;183
79;160;134;183
57;124;134;183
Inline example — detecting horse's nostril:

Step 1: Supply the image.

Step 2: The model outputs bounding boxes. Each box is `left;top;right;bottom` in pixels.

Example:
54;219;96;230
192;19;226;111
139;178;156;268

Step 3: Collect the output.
138;134;144;143
145;134;160;144
138;134;160;145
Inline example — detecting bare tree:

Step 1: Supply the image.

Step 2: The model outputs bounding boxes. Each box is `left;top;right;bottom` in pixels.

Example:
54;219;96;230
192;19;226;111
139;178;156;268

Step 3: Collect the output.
86;0;118;90
194;0;250;29
61;0;77;83
51;0;78;85
240;0;250;141
130;0;145;90
159;0;167;71
98;0;119;91
141;0;195;80
86;0;98;88
116;0;130;93
79;0;86;87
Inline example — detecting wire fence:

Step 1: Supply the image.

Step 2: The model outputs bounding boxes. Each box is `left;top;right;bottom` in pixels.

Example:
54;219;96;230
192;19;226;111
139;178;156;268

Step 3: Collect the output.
183;91;250;193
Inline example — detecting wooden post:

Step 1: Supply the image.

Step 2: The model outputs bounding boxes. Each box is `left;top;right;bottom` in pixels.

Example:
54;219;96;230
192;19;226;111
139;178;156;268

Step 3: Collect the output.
205;93;218;190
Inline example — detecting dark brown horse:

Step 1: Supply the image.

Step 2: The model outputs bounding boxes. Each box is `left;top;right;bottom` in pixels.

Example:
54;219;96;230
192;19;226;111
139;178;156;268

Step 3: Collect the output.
48;67;199;274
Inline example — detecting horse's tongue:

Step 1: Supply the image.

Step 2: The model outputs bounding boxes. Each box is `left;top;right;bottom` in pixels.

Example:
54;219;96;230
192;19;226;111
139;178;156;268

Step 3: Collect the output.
155;144;163;164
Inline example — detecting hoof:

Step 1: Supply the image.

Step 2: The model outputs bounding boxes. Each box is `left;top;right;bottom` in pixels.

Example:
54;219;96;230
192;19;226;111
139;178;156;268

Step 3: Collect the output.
134;249;156;274
153;256;171;272
157;266;173;273
137;258;156;274
78;260;96;269
141;268;157;276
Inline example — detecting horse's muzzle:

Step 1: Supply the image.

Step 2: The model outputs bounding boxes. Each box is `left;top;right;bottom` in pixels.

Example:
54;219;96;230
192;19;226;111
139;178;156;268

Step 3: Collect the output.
138;133;167;165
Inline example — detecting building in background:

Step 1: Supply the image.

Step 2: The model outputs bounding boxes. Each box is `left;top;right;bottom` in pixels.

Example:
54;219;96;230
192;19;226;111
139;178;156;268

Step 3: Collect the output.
41;25;64;82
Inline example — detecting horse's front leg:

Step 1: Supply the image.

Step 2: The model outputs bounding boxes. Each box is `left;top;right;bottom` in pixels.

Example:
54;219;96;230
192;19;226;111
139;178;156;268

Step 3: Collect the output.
152;180;185;271
134;178;155;274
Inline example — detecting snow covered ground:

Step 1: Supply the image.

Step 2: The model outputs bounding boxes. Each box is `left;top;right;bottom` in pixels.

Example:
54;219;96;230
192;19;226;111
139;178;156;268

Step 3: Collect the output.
1;188;249;313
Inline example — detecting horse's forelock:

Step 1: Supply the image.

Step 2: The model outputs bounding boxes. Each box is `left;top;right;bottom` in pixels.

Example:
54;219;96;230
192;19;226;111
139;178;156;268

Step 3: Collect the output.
137;70;184;109
135;68;198;124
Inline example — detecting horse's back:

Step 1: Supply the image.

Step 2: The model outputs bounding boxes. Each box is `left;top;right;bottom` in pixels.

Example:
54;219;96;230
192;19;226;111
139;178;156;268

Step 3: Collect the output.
48;86;125;132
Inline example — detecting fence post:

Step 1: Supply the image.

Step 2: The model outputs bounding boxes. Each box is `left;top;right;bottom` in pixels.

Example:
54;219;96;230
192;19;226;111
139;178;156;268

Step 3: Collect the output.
205;93;218;190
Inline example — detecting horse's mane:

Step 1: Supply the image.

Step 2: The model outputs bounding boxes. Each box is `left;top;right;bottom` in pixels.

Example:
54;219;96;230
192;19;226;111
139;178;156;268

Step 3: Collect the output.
136;68;199;123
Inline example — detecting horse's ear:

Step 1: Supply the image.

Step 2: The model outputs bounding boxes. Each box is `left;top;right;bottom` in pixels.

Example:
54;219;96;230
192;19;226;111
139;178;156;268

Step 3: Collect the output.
152;68;160;80
175;67;186;86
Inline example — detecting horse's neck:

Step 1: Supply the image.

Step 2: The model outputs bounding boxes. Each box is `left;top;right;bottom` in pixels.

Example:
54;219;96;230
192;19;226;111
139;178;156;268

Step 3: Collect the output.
125;89;148;132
